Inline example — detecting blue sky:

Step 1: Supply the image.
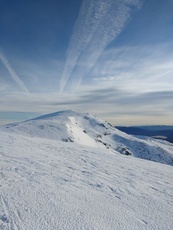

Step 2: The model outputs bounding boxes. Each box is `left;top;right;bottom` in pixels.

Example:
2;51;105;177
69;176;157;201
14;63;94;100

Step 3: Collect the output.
0;0;173;125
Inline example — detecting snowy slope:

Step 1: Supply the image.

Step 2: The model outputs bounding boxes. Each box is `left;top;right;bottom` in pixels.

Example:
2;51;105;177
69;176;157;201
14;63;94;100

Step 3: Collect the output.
0;131;173;230
1;110;173;166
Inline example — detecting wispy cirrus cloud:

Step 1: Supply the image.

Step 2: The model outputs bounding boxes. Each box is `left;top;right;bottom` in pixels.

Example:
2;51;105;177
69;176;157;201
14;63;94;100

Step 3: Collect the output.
93;76;115;81
60;0;143;92
91;44;173;93
0;87;173;125
0;51;29;93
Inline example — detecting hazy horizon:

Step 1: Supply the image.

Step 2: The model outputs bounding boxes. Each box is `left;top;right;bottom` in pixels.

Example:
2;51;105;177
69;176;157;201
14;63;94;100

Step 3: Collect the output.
0;110;173;127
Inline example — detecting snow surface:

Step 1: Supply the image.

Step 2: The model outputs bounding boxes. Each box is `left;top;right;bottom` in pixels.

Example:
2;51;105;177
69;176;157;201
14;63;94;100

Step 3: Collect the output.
66;116;98;148
1;110;173;166
0;111;173;229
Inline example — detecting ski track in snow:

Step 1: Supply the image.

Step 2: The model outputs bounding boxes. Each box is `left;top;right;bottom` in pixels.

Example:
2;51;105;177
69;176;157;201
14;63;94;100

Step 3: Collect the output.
0;130;173;230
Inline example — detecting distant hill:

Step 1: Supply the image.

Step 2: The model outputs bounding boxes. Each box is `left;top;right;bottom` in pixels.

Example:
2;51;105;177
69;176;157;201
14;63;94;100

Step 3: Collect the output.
116;126;173;143
1;110;173;166
1;113;173;229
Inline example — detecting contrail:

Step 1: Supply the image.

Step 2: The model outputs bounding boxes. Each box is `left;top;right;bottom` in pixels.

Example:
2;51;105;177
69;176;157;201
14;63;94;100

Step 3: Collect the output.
0;51;29;93
60;0;143;92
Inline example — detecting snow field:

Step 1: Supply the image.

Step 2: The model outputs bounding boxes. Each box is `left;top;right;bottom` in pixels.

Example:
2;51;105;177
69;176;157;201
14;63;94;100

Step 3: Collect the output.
0;131;173;230
1;110;173;166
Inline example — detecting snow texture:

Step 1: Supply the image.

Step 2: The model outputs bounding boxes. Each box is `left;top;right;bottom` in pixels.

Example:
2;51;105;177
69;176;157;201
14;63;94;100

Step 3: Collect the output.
0;110;173;229
1;110;173;166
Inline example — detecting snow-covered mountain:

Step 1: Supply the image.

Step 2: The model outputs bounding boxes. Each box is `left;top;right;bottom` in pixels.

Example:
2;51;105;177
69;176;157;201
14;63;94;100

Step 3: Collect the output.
0;110;173;229
1;110;173;166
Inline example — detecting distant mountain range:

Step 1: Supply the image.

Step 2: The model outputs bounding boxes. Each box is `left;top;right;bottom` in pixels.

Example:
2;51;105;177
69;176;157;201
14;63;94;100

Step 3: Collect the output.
116;126;173;143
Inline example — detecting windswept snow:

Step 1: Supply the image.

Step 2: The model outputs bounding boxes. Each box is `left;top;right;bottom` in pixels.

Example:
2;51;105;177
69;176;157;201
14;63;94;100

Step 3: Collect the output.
0;130;173;230
0;111;173;229
66;116;98;148
1;110;173;166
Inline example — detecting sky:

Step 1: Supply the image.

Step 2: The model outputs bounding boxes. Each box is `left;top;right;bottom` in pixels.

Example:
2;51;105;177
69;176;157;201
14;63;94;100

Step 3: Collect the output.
0;0;173;126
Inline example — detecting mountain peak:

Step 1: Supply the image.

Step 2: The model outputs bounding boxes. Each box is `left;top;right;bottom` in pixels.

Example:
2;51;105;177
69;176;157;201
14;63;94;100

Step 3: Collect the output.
30;110;81;121
1;110;173;166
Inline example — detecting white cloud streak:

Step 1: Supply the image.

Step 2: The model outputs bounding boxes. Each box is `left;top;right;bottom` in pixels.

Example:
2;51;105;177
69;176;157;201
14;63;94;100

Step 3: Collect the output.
1;88;173;125
91;44;173;93
60;0;143;92
0;51;29;93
